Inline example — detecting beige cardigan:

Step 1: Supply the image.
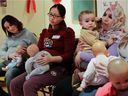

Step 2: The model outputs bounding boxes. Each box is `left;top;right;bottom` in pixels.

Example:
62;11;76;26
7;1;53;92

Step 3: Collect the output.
76;29;100;52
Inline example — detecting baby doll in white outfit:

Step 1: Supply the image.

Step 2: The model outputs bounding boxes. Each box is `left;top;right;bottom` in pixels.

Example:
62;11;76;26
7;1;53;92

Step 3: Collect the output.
77;41;116;92
25;44;52;80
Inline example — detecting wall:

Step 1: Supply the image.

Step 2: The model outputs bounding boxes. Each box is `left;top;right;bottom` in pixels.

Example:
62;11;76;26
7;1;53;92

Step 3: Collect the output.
0;0;45;47
61;0;83;38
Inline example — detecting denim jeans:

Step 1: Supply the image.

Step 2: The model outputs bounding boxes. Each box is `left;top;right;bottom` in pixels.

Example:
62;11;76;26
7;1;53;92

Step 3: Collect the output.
79;85;101;96
0;60;24;95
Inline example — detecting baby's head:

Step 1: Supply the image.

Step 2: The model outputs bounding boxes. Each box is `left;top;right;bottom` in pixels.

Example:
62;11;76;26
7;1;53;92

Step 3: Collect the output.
78;10;96;30
92;41;108;56
108;58;128;91
27;44;39;57
92;41;109;65
16;45;26;55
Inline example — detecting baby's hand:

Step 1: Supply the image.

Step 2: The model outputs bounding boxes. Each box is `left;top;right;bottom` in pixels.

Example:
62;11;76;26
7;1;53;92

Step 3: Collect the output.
8;52;18;59
107;38;114;46
77;87;83;92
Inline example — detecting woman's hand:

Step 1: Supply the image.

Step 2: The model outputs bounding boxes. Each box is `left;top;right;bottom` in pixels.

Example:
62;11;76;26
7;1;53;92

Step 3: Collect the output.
36;55;51;65
8;52;18;59
107;38;114;46
75;52;81;68
16;46;26;54
94;62;108;77
77;87;83;92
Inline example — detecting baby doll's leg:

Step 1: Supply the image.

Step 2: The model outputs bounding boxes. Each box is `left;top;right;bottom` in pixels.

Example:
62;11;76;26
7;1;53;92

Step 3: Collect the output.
25;61;33;74
27;65;49;80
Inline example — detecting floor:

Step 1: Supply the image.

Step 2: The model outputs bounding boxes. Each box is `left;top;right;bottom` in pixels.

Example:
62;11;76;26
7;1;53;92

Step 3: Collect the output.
2;86;50;96
0;76;50;96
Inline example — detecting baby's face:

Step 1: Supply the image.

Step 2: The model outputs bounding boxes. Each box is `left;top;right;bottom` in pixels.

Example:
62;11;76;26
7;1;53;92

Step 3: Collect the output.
110;73;128;91
80;13;96;30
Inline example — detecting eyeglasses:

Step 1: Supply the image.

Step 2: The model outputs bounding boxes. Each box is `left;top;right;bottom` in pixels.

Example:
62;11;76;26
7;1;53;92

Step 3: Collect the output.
47;13;61;18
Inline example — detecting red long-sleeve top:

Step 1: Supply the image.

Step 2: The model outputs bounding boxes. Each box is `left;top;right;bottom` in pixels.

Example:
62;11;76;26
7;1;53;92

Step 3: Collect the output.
38;21;75;70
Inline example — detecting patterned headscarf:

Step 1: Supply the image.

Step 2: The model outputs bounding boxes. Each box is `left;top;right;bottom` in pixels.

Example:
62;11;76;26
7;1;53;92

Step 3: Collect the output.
106;1;125;30
100;1;126;43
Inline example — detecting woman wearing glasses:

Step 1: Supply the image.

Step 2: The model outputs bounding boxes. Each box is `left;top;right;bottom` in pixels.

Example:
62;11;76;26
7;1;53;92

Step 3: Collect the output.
10;4;75;96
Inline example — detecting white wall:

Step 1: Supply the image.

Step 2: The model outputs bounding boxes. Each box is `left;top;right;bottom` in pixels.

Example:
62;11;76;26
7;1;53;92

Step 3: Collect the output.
61;0;81;38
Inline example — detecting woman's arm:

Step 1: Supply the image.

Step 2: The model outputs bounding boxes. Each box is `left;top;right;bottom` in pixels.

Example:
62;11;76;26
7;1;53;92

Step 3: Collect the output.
0;39;9;60
36;55;63;65
59;28;75;62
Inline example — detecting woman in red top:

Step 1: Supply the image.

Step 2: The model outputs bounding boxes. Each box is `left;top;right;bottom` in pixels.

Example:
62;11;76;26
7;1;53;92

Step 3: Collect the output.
10;4;75;96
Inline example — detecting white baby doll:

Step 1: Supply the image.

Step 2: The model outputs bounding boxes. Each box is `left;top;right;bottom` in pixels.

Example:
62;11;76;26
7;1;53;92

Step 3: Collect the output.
25;44;52;80
77;41;116;92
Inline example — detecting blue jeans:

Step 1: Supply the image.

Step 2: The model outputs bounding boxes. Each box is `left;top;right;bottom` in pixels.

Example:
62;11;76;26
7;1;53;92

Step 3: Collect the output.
0;60;25;95
79;86;99;96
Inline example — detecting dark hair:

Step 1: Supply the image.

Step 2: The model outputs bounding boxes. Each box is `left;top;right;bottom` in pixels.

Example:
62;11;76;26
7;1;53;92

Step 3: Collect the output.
1;15;23;37
78;10;94;21
49;4;66;17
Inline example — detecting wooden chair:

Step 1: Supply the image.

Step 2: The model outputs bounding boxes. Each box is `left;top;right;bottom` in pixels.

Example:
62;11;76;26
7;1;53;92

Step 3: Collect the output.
0;76;6;87
40;85;55;96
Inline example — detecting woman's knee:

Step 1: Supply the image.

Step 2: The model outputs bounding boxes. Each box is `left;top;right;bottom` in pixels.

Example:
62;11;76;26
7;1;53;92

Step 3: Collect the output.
5;72;13;86
23;81;38;96
10;78;18;90
5;68;20;80
5;70;17;85
23;80;39;92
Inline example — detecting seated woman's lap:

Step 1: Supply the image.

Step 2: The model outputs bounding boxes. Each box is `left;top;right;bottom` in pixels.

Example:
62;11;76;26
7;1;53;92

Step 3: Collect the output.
0;60;22;85
25;66;67;87
5;67;21;85
80;51;94;63
0;60;11;76
0;60;24;83
10;66;67;94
